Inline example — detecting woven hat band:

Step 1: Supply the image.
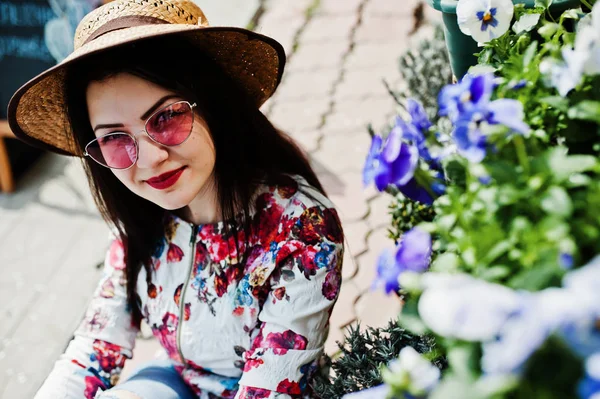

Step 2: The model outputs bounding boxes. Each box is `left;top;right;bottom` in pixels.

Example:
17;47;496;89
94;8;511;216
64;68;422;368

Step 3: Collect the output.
83;16;169;46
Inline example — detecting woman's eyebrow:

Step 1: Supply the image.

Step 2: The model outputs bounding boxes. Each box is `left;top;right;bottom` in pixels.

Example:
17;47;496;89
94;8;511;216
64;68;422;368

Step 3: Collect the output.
93;94;181;132
93;123;124;133
140;94;181;120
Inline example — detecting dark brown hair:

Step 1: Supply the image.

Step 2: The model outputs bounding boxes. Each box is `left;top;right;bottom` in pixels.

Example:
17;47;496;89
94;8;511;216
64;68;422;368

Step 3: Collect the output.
64;36;327;327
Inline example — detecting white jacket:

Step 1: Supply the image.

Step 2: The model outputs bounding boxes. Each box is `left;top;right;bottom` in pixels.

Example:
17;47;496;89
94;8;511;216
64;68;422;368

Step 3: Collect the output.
34;175;344;399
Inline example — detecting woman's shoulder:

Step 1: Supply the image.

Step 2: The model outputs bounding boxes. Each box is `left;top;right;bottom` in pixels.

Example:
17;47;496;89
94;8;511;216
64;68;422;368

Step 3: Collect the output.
253;174;336;218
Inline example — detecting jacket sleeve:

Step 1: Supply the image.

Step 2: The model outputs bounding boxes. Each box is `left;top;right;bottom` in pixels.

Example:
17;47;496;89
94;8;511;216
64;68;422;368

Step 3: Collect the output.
236;203;344;398
34;234;139;399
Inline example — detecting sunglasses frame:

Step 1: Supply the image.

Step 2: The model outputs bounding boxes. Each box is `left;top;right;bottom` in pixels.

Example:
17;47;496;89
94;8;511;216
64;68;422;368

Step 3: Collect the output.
84;100;197;170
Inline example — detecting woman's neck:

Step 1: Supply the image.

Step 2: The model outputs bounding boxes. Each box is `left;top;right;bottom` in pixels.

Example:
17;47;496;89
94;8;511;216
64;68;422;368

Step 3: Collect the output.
177;177;221;226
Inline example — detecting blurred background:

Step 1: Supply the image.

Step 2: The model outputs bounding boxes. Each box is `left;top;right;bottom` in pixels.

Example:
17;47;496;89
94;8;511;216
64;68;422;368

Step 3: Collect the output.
0;0;442;397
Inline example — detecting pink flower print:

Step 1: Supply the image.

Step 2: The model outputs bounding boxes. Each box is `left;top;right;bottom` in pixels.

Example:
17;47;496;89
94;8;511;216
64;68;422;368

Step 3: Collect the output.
174;284;183;306
147;283;160;299
273;287;288;302
84;375;106;399
99;278;114;298
207;238;232;263
167;243;184;263
236;386;271;399
253;196;286;248
275;240;304;265
184;303;191;321
322;269;341;300
263;330;308;355
276;178;298;199
195;243;209;268
83;307;109;334
151;312;181;362
296;207;326;245
92;340;126;373
214;272;229;297
299;246;319;279
323;208;343;244
108;240;125;270
242;355;264;372
233;307;244;316
276;379;302;395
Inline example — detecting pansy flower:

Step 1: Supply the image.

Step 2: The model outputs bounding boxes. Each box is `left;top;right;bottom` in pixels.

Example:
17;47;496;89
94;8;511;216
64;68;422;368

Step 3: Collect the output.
457;0;514;43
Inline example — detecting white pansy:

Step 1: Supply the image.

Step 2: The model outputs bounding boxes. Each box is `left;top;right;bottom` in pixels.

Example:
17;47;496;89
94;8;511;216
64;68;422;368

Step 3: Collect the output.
457;0;515;43
563;255;600;301
481;288;579;375
512;13;541;34
575;2;600;75
418;273;521;341
587;353;600;380
387;346;441;394
540;2;600;96
540;47;589;96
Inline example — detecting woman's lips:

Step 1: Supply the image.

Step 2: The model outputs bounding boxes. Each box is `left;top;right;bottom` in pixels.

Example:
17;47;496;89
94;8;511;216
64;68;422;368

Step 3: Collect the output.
145;166;186;190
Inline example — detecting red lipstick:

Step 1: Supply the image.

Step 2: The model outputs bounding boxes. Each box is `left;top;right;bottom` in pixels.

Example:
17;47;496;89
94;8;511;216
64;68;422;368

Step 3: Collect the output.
146;166;186;190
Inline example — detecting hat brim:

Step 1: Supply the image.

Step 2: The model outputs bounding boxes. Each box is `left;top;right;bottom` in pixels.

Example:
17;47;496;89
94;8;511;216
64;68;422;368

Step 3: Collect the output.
7;25;285;156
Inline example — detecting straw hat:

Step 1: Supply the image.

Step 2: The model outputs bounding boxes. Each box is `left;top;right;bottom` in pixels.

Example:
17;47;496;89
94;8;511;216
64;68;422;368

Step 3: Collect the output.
7;0;286;156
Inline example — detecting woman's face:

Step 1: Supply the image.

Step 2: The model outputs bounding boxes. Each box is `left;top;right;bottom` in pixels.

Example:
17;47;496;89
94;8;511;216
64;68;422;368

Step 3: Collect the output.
86;72;216;211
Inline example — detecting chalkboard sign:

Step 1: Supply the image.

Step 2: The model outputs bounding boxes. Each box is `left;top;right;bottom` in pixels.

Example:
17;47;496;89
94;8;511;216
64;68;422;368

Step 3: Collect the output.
1;0;103;178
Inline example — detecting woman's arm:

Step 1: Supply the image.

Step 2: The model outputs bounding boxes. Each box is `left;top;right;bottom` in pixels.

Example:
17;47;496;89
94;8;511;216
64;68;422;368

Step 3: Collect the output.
236;203;344;398
34;234;139;399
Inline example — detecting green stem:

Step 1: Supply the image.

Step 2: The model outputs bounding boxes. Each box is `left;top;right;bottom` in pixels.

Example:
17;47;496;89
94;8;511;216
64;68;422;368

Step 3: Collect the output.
514;135;530;175
413;170;437;201
580;0;593;10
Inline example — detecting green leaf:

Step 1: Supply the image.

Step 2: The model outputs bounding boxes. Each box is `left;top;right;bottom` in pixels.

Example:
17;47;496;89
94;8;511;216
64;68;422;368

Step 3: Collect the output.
538;22;560;38
430;375;479;399
560;8;581;20
481;240;513;265
447;345;479;380
478;265;512;281
534;0;553;9
523;41;538;69
541;186;573;217
398;299;428;336
568;101;600;123
444;159;467;186
431;252;459;272
540;96;569;112
547;148;596;181
508;266;558;290
513;14;541;35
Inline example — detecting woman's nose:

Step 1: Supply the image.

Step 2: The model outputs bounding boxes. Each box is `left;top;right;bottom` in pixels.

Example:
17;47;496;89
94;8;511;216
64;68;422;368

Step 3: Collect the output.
135;133;169;169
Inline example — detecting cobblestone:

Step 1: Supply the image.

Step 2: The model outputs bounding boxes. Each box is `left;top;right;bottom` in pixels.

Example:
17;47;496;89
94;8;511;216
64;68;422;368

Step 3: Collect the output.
0;0;442;394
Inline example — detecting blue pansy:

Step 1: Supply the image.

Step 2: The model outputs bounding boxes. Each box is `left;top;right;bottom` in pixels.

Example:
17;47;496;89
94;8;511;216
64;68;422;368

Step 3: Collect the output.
578;353;600;399
440;74;530;162
373;249;401;294
373;228;432;294
363;129;419;192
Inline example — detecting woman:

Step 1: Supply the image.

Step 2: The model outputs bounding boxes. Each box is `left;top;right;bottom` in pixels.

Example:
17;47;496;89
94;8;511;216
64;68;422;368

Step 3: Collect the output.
8;1;344;398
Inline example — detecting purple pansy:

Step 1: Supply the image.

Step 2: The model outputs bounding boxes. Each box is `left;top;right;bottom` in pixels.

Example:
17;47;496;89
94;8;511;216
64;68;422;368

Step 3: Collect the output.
439;74;530;162
373;228;432;294
363;129;419;192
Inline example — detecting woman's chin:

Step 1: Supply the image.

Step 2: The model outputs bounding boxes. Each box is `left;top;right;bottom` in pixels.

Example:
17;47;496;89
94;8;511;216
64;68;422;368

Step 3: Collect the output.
149;193;192;211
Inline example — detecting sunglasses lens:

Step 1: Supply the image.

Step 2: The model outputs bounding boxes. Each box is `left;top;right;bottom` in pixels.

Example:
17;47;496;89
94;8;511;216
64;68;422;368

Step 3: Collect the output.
87;133;137;169
146;102;194;146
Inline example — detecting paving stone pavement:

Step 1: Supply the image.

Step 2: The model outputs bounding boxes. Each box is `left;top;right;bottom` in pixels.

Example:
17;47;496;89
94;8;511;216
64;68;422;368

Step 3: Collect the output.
255;0;441;357
0;0;442;396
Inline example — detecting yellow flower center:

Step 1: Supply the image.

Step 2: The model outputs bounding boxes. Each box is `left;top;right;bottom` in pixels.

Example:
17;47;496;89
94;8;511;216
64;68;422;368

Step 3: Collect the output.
483;12;493;23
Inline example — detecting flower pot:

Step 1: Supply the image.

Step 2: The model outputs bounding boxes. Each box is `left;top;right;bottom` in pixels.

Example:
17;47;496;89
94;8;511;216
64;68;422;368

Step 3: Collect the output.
425;0;581;80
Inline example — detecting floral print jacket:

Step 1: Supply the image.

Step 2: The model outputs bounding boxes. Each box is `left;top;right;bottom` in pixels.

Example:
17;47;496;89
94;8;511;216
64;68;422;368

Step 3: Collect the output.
33;175;344;399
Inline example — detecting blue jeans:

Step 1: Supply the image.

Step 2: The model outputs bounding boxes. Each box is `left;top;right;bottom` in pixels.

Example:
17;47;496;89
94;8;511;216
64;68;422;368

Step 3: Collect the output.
96;360;198;399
